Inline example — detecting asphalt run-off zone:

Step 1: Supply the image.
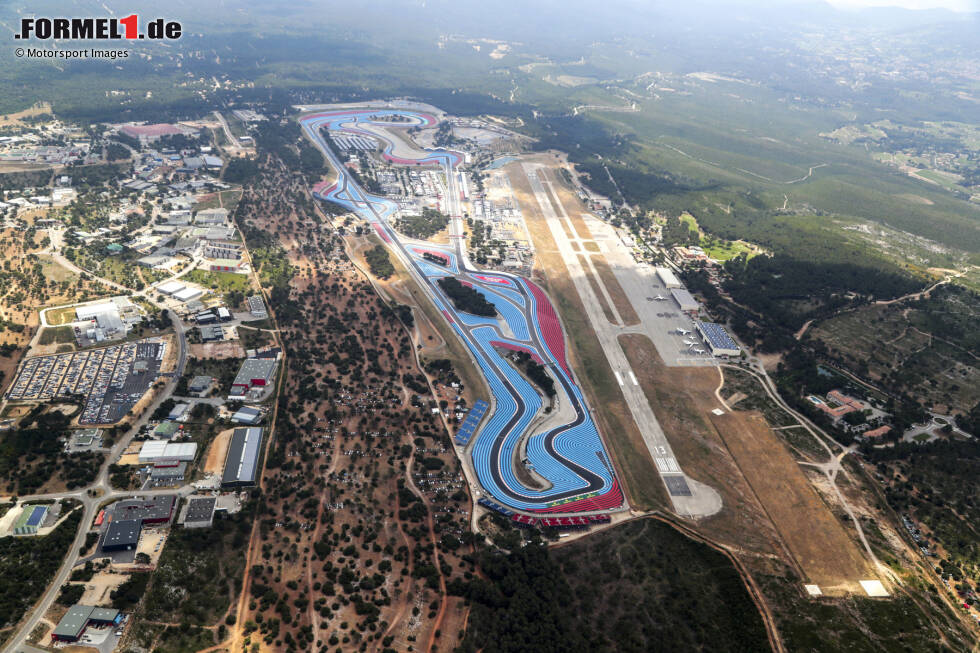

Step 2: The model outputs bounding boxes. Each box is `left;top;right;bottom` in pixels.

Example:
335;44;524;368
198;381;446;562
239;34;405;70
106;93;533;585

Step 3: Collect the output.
299;107;624;515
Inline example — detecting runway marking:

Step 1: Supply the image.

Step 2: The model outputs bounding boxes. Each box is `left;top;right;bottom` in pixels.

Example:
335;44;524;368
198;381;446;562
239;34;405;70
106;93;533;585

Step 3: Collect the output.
628;371;638;386
654;457;680;473
614;371;624;386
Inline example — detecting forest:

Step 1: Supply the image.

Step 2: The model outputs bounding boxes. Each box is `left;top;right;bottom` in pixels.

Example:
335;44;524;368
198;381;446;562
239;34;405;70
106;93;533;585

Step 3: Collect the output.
452;518;769;653
511;351;556;398
364;245;394;279
0;509;81;642
438;278;497;317
396;207;449;239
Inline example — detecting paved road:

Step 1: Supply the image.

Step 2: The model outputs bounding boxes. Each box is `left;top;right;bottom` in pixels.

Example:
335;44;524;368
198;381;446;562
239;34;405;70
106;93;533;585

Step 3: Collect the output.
213;110;242;153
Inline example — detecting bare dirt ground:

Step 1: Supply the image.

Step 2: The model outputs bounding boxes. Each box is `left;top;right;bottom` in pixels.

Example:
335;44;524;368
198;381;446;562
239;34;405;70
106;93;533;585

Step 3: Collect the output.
204;428;234;475
135;529;168;567
709;410;875;593
188;341;246;360
76;571;128;605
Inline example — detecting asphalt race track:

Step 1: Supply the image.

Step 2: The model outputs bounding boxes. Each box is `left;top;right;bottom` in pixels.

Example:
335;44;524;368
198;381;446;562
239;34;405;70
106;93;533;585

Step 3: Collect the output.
300;108;623;514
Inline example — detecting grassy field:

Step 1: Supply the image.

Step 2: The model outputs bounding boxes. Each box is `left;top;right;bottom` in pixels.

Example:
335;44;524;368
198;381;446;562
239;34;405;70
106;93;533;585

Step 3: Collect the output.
700;236;757;262
709;410;875;592
576;254;617;324
589;254;641;326
183;268;252;294
37;326;75;346
44;306;77;326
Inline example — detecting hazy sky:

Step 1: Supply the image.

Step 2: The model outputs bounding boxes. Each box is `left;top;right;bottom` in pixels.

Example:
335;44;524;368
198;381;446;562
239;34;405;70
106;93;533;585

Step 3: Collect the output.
827;0;978;10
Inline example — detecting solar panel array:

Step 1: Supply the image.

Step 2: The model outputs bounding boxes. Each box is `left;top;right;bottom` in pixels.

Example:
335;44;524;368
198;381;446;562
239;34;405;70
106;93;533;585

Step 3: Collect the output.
454;399;488;446
696;321;739;352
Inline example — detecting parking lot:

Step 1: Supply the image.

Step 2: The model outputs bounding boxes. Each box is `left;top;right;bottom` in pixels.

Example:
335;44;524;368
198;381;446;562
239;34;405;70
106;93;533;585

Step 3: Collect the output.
6;340;165;425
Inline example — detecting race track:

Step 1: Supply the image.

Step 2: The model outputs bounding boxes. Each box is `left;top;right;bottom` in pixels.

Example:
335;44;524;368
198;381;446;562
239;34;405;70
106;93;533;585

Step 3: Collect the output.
300;108;624;514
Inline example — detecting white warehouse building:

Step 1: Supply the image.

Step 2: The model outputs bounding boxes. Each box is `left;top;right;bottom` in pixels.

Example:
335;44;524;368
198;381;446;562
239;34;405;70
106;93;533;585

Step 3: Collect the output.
655;267;682;288
138;441;198;464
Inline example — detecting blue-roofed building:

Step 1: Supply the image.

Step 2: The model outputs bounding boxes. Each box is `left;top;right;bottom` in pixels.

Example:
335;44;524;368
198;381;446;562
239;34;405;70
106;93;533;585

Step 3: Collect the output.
13;505;49;535
695;321;741;357
455;399;489;446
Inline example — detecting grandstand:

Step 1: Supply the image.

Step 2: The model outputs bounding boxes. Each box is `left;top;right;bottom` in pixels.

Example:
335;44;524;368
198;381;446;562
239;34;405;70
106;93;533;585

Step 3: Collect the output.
455;399;489;446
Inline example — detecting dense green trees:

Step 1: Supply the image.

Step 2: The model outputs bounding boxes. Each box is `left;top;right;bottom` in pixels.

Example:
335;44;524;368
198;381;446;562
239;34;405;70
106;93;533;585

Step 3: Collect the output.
396;207;449;239
454;519;770;653
364;245;394;279
437;278;497;317
0;510;81;630
511;351;555;398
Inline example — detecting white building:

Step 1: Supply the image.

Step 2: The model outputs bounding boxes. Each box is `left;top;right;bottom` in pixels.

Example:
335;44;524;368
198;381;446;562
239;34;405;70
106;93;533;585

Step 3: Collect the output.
656;267;681;288
173;287;203;302
138;440;197;464
157;280;185;295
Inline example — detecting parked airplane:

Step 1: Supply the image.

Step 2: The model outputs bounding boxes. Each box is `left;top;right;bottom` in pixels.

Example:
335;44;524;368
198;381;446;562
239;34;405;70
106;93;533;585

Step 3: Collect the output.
693;348;706;354
654;295;667;301
675;328;691;335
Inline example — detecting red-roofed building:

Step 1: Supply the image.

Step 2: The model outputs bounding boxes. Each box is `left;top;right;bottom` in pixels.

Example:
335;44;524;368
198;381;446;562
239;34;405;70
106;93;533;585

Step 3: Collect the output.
119;123;197;144
863;425;892;438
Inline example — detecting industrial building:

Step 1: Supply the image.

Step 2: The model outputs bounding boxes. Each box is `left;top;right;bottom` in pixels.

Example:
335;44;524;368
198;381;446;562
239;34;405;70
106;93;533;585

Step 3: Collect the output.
167;403;190;421
101;519;142;552
181;496;216;528
247;295;267;318
670;288;700;314
188;375;213;395
200;325;225;342
231;405;262;425
51;605;123;642
13;505;48;535
119;122;196;144
230;357;277;395
173;287;204;303
694;321;741;357
111;494;176;524
153;421;180;439
222;427;264;488
149;462;187;486
157;280;186;295
194;208;229;224
138;441;197;464
209;258;243;272
655;267;682;288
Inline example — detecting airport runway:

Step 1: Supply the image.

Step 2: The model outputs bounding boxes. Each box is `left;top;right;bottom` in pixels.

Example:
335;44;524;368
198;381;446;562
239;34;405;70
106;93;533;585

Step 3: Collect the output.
522;161;722;518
